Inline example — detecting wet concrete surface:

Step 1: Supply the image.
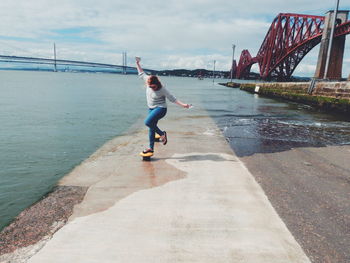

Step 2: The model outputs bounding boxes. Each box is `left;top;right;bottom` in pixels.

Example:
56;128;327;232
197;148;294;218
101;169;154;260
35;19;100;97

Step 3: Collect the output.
2;105;313;263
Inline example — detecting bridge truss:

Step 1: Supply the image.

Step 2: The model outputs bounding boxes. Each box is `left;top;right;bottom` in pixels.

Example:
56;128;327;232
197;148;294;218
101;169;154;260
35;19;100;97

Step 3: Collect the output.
236;13;350;81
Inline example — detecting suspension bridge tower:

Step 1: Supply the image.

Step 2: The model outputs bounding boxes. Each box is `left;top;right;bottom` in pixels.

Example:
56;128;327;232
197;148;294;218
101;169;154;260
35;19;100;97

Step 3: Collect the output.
122;51;127;74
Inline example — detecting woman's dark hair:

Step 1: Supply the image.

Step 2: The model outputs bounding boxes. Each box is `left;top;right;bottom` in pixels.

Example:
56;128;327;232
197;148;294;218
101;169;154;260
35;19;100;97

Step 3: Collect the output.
147;75;162;91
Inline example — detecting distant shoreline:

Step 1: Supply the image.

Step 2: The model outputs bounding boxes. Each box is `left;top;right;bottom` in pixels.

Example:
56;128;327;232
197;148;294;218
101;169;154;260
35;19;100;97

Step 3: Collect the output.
0;67;317;81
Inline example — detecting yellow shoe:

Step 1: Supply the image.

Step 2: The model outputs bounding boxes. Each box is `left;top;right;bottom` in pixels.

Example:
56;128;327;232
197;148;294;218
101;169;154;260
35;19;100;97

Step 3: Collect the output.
140;148;154;157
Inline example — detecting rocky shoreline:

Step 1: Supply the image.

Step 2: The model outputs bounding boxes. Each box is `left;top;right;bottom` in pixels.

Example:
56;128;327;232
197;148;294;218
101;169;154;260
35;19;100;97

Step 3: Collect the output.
0;186;87;261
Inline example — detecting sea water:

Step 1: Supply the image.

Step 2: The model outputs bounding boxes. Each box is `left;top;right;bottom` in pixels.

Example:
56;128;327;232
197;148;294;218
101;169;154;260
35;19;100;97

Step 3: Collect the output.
1;71;350;230
0;71;147;230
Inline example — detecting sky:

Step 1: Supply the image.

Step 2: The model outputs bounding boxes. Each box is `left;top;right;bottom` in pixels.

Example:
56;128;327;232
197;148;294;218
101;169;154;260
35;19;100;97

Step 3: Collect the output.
0;0;349;77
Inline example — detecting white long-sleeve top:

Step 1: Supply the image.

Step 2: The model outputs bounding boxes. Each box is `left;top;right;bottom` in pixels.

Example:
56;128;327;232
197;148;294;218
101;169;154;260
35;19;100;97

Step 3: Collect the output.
139;72;177;109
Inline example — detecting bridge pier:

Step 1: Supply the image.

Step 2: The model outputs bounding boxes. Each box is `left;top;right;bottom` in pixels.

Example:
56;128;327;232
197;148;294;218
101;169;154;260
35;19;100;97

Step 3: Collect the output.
314;10;349;80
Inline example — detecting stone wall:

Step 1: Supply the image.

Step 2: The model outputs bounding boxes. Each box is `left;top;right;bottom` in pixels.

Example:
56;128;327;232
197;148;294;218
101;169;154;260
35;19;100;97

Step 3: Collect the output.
313;82;350;100
237;81;350;113
247;81;350;101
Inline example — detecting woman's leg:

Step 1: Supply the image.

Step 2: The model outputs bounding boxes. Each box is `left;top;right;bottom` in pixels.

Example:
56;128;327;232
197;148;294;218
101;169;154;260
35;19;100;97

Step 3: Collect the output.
144;107;167;150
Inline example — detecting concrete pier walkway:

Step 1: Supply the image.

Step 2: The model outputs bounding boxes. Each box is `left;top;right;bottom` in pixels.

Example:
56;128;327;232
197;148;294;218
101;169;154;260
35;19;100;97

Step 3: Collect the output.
25;106;310;262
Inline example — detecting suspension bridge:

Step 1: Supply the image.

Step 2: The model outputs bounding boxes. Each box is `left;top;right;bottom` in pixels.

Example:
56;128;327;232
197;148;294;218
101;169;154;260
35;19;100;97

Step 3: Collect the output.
0;52;156;74
0;55;131;73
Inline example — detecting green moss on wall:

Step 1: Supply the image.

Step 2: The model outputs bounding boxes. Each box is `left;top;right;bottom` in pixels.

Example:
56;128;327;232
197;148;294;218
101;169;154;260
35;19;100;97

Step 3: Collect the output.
239;83;350;113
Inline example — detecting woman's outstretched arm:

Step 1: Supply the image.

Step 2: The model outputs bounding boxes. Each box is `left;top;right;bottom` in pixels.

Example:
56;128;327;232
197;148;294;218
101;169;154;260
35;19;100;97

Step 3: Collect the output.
162;87;191;109
175;100;191;109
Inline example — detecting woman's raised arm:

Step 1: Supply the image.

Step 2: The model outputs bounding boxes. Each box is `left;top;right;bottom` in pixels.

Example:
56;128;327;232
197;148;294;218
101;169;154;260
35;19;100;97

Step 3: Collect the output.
135;57;144;75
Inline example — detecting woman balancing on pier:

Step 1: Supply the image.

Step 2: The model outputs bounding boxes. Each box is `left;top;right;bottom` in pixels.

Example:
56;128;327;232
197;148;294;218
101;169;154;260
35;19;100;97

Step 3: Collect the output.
135;57;191;158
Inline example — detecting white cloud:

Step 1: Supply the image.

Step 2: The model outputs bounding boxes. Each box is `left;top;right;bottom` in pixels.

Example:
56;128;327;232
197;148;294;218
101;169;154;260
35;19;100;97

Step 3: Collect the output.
0;0;349;76
160;54;231;70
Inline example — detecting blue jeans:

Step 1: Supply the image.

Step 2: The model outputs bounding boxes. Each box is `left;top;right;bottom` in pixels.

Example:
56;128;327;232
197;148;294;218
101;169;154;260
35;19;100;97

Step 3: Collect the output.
144;107;167;150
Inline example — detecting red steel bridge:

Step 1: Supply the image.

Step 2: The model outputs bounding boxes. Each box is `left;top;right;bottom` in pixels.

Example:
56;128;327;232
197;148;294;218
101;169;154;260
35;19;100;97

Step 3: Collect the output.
235;13;350;81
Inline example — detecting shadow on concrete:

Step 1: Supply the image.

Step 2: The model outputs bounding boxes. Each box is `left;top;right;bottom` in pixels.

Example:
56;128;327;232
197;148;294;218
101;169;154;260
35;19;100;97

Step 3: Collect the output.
154;154;234;163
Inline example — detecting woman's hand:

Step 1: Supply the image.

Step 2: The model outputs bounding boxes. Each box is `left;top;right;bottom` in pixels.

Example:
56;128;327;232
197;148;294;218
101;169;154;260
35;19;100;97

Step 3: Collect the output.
175;100;192;109
135;57;141;63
